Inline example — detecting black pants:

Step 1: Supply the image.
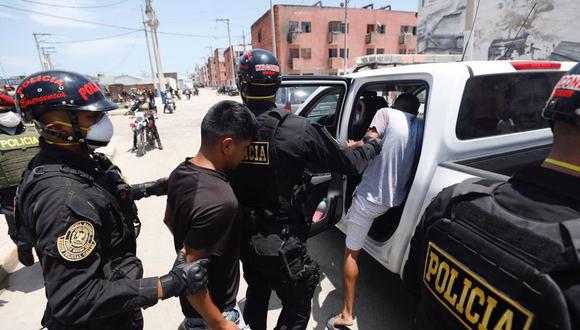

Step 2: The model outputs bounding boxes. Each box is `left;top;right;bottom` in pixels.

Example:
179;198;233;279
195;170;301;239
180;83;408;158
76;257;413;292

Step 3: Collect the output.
242;236;320;330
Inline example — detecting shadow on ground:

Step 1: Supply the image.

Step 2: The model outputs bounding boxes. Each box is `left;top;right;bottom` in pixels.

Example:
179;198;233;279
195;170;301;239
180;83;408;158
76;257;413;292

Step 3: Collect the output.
0;262;43;293
309;228;418;330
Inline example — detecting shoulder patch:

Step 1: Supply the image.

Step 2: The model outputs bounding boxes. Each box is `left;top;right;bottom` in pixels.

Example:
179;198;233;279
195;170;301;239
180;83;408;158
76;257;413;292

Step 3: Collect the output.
57;220;96;262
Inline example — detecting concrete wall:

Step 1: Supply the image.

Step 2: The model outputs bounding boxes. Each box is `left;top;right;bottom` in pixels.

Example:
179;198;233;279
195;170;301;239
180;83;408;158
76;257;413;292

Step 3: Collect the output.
417;0;580;61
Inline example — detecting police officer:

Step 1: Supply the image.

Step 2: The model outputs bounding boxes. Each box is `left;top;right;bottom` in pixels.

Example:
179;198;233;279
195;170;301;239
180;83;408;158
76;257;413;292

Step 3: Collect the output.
230;49;382;330
404;64;580;329
0;92;40;266
14;70;208;330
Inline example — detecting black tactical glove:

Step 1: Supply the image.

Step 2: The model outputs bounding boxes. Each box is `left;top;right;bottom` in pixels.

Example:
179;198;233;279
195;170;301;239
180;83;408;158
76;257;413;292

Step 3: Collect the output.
159;251;209;299
362;136;383;155
131;178;168;200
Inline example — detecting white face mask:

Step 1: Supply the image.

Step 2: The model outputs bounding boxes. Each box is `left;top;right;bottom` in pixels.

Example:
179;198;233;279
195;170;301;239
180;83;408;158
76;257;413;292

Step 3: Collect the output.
7;91;15;97
85;114;114;149
0;111;22;128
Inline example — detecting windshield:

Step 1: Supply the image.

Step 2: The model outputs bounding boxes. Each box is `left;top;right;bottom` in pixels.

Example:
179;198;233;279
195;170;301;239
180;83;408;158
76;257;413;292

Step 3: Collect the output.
456;72;564;140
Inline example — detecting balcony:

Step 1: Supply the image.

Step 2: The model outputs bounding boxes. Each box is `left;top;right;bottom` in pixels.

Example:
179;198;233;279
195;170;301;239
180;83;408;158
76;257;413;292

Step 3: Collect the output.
288;58;305;71
365;32;378;44
399;33;413;45
328;57;343;70
327;31;344;45
287;31;303;44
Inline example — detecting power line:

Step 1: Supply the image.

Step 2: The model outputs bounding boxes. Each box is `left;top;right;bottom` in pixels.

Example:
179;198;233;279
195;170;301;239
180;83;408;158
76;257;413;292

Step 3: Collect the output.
20;0;129;9
43;30;140;44
0;4;232;39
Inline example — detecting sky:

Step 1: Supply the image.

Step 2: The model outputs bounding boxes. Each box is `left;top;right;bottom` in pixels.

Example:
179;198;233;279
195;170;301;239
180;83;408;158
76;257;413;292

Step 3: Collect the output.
0;0;418;78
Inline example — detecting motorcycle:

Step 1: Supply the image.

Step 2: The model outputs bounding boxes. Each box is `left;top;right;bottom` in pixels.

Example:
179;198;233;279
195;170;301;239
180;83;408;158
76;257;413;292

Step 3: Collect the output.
130;105;162;157
164;94;176;114
193;88;199;96
227;88;240;96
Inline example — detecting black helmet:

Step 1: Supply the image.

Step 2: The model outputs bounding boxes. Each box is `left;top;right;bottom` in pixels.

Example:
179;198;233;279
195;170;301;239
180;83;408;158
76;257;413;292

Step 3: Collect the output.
542;64;580;126
236;49;281;103
15;70;117;121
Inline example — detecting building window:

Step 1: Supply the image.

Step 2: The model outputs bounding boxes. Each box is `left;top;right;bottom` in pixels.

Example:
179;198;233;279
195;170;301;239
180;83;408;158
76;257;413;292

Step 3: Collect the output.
366;48;375;55
366;24;375;33
329;21;342;32
400;25;409;34
328;48;338;58
376;48;385;54
377;23;385;34
412;26;417;36
407;49;416;54
399;49;406;54
289;21;299;32
340;48;349;59
301;48;312;59
258;30;262;42
289;48;300;58
301;21;311;33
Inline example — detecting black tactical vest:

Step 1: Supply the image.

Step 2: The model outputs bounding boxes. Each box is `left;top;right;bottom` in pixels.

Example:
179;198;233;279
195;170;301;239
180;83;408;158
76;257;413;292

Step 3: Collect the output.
232;109;296;213
0;126;40;190
416;178;580;330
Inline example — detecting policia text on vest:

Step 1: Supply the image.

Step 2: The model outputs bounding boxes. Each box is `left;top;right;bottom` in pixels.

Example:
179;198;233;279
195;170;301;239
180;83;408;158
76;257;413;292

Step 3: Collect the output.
0;136;39;149
424;242;533;330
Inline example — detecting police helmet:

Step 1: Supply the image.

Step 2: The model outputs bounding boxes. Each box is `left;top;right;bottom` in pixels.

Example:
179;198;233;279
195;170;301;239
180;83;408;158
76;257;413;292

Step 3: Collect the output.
542;63;580;126
0;93;15;112
15;70;117;121
236;49;282;103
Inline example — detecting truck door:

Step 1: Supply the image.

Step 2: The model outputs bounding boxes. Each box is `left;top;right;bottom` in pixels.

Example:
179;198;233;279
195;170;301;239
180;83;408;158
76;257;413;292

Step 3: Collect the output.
277;78;351;236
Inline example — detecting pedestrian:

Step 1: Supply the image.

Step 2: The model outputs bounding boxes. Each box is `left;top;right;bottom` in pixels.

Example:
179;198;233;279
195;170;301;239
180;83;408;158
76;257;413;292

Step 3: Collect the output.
13;70;209;330
229;49;382;330
404;65;580;329
165;100;258;330
327;93;423;329
0;93;40;266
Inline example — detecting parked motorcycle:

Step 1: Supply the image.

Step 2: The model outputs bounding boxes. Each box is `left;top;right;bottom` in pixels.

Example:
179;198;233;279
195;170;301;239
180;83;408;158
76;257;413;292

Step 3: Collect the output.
130;105;162;157
164;93;176;114
227;88;240;96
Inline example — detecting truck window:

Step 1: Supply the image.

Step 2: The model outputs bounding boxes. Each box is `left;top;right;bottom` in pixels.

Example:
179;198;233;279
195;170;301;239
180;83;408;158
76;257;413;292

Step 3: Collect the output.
275;86;318;112
456;72;564;140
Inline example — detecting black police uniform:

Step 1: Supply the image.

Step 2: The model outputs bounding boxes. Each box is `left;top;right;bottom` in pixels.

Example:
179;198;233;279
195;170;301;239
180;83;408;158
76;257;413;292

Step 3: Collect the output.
230;100;380;330
404;165;580;330
15;139;160;330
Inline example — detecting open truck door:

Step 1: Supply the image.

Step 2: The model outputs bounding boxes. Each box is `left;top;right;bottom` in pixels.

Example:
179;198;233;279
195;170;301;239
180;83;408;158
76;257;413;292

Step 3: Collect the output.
278;77;351;237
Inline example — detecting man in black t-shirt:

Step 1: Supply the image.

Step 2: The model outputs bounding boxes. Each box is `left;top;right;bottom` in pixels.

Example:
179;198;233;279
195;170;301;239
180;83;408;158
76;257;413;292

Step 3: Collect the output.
165;101;258;330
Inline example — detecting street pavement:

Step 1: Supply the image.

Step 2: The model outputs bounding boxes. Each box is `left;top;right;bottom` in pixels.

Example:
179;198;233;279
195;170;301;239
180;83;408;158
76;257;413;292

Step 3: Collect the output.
0;88;417;329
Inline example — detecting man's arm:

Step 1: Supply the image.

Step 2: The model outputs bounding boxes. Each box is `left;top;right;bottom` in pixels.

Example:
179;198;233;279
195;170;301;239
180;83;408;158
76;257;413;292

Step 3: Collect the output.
131;177;168;201
183;247;238;330
304;123;381;176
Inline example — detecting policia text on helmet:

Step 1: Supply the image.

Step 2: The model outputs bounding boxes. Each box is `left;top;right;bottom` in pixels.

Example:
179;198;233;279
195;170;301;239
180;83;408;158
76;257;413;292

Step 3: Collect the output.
15;70;116;153
541;63;580;176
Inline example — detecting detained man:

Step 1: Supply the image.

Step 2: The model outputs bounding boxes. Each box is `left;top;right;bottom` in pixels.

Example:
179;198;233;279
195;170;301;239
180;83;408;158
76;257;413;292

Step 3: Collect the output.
164;101;258;330
327;93;423;329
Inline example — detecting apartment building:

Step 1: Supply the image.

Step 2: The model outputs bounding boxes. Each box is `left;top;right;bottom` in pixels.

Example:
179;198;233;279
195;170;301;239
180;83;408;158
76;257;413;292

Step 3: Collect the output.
251;4;417;75
224;44;252;86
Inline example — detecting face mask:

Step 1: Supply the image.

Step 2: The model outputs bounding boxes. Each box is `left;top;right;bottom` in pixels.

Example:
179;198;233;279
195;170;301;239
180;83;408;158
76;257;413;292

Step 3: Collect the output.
7;91;15;97
85;114;114;149
0;111;22;128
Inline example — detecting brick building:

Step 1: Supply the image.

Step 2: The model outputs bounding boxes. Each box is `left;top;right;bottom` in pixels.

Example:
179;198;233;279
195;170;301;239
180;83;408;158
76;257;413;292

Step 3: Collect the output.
213;48;227;87
224;44;252;86
251;4;417;75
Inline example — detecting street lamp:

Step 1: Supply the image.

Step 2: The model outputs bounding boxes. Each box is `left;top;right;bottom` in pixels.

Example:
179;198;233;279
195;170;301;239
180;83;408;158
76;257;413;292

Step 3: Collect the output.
342;0;350;75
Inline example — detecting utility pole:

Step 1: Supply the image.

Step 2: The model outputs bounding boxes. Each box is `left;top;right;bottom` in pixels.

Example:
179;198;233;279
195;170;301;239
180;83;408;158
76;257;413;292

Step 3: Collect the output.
41;47;56;70
33;33;51;70
242;30;247;52
145;0;165;92
217;18;235;87
270;0;277;56
343;0;350;75
141;5;157;90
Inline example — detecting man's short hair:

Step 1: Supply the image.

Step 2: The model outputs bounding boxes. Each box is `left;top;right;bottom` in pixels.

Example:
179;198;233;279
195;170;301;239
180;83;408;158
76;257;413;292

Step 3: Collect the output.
201;100;258;145
394;93;420;116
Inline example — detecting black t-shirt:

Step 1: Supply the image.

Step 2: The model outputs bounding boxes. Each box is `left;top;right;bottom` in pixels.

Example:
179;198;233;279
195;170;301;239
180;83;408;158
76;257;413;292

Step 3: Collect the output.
167;159;240;318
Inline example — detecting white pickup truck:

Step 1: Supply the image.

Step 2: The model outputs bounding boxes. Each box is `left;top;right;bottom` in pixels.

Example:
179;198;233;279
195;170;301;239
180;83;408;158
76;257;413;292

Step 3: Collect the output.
277;60;577;281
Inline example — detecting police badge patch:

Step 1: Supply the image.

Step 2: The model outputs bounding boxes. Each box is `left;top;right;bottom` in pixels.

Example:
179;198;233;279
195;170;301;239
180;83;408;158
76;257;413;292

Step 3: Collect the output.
57;220;97;262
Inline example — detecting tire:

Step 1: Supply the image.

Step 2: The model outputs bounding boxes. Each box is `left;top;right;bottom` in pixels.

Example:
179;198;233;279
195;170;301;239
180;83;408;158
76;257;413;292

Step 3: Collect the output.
136;129;145;157
146;129;155;146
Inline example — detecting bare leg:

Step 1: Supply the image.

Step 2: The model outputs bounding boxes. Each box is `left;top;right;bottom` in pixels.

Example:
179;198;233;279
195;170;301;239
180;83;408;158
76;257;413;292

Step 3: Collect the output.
332;247;361;326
